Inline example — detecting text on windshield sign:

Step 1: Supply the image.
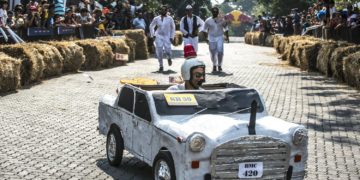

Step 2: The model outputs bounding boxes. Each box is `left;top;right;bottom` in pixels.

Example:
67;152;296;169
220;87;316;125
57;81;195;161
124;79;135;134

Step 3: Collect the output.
164;94;198;106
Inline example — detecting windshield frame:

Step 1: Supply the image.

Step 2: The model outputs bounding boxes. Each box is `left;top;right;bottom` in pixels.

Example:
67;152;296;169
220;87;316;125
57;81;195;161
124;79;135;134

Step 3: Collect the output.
152;89;265;116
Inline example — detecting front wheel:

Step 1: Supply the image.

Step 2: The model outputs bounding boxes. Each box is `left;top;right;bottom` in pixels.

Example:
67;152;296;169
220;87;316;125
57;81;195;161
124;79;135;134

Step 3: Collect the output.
153;151;176;180
106;126;124;166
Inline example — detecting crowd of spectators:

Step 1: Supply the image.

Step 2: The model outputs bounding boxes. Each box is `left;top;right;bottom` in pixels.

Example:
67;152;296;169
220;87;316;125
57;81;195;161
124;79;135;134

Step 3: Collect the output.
0;0;155;39
251;1;360;44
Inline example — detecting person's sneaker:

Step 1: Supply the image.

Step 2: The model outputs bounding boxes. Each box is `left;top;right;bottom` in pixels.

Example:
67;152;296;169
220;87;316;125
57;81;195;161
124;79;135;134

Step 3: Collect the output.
218;66;223;72
159;67;164;72
212;66;217;73
168;58;172;66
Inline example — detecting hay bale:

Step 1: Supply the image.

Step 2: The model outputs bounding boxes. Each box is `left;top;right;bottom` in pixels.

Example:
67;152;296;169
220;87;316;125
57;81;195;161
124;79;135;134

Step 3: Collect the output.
102;37;130;66
0;53;21;92
251;32;262;45
330;45;360;81
265;35;274;47
46;41;85;73
344;52;360;89
173;31;183;46
0;45;44;85
299;42;321;71
244;32;252;44
125;38;136;62
29;43;64;78
316;42;338;76
75;39;114;70
113;30;149;60
274;35;283;53
279;38;290;54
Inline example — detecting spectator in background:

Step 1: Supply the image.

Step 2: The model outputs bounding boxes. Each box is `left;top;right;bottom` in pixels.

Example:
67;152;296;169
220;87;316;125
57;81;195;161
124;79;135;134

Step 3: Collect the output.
79;0;91;13
27;0;38;14
93;8;108;36
77;8;93;25
284;16;294;36
132;10;146;31
64;8;78;27
6;11;15;27
0;1;8;28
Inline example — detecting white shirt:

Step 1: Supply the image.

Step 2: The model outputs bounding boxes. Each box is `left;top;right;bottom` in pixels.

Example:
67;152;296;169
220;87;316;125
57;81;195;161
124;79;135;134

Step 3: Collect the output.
150;15;176;40
0;9;7;25
167;83;204;90
203;17;229;42
180;15;204;36
167;83;186;90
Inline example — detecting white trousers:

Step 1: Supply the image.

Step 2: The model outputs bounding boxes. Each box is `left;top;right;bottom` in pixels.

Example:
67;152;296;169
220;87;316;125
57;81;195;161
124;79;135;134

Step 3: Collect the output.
154;37;172;67
209;38;224;66
183;36;199;52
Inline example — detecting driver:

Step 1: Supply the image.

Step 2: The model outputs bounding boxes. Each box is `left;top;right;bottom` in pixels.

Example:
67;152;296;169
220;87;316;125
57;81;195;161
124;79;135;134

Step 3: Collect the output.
167;58;205;90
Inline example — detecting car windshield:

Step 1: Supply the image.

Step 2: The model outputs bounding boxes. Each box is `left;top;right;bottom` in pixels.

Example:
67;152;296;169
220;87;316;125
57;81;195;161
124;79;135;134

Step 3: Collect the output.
152;89;264;116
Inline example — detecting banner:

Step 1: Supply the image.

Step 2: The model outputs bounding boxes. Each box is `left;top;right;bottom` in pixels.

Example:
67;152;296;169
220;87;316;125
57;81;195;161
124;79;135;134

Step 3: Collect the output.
57;26;76;35
27;27;54;37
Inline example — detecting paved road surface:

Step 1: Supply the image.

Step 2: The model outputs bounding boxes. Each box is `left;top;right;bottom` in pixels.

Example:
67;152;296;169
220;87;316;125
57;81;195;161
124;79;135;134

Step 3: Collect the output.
0;40;359;179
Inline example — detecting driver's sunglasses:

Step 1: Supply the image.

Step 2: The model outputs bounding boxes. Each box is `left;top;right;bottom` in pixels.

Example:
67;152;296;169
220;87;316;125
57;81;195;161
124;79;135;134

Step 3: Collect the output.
194;72;205;78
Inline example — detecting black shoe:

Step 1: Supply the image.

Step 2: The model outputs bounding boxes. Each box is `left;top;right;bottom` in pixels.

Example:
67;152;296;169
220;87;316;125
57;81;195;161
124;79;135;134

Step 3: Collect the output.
218;66;222;72
159;67;164;72
168;58;172;66
212;66;217;73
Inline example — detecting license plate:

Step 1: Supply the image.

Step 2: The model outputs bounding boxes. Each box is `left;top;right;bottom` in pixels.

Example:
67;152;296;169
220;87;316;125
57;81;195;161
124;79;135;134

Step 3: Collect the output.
238;162;263;178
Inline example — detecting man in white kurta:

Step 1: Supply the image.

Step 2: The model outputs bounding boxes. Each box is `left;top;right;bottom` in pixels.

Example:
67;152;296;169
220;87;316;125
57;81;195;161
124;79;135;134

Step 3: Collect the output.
202;7;229;73
149;5;176;72
180;5;204;52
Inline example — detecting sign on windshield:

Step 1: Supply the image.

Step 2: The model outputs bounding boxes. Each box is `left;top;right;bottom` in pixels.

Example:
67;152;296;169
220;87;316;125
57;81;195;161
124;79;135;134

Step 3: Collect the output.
164;94;198;106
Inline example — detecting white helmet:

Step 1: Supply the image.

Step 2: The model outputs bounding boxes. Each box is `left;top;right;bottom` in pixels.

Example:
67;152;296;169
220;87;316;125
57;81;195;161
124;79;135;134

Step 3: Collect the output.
181;58;205;81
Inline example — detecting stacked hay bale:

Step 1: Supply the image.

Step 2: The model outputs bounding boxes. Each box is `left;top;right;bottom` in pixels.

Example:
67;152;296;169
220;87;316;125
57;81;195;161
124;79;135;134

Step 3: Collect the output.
75;39;114;70
264;35;274;47
102;37;130;66
329;45;360;81
112;29;149;59
298;41;321;71
0;53;21;93
244;32;253;44
344;52;360;89
173;31;183;46
316;42;338;76
0;45;44;86
46;41;85;73
125;38;136;62
273;35;283;53
251;32;262;45
29;43;64;78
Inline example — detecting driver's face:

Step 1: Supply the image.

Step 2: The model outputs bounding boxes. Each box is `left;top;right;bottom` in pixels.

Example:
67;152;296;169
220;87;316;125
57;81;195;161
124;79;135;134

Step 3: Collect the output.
191;67;205;89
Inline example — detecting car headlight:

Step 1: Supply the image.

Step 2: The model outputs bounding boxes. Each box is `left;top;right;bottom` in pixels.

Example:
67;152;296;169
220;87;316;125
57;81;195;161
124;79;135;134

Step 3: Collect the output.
293;128;308;145
189;134;206;152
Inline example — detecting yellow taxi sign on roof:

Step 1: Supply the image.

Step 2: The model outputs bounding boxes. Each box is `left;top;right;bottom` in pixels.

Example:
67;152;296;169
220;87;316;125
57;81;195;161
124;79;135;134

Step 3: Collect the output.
164;94;198;106
120;77;158;85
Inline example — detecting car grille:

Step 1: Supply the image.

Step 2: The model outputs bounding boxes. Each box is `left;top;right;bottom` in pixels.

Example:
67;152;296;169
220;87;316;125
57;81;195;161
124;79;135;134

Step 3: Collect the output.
211;136;290;179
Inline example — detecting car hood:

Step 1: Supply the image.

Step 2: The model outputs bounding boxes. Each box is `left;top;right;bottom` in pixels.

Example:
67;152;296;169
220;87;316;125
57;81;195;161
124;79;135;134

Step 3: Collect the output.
155;114;302;143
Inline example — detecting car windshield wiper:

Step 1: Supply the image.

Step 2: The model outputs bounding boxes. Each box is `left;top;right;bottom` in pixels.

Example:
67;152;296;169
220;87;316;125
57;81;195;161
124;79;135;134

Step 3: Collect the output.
224;107;252;116
179;107;208;122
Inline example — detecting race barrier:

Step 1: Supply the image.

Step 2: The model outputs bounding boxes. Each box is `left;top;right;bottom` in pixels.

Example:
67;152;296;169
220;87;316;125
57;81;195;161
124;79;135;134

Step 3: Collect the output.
0;31;148;93
245;32;360;90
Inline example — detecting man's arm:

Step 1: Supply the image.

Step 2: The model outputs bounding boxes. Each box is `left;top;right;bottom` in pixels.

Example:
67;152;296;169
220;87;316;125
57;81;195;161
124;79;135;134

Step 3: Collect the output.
197;16;205;32
179;17;188;35
149;17;156;38
170;17;176;43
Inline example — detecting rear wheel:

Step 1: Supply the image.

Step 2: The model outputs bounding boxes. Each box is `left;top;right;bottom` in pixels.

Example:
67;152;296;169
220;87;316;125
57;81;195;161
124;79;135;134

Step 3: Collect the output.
153;151;176;180
106;126;124;166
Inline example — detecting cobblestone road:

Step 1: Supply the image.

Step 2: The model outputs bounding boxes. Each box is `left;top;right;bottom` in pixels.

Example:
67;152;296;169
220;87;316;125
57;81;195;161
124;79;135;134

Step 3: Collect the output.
0;39;359;180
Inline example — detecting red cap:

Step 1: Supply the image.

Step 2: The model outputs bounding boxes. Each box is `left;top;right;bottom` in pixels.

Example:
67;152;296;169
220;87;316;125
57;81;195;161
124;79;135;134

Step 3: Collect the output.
184;44;197;59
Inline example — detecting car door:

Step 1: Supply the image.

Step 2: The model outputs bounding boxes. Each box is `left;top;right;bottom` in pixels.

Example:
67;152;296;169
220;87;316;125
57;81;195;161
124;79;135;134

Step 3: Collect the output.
132;91;153;162
116;87;135;150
